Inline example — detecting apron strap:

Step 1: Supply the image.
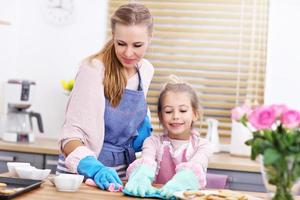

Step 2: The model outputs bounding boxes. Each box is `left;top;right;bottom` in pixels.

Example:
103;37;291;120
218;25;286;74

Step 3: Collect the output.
136;66;143;91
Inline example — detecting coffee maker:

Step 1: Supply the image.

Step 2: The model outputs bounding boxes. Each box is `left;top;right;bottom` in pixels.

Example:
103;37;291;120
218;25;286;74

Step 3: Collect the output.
2;79;44;143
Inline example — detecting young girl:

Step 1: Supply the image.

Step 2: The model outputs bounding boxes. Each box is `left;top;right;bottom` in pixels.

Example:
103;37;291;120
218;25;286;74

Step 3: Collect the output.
124;76;213;199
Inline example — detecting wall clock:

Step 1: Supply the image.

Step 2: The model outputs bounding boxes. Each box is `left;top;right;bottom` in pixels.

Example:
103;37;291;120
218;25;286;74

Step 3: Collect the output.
43;0;75;26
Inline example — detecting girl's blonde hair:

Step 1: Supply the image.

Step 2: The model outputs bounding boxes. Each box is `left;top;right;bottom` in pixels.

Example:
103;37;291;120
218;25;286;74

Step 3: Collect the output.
158;75;202;121
90;3;153;107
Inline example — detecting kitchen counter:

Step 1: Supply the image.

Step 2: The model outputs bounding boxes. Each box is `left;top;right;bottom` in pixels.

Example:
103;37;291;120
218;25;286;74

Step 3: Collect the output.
209;152;260;172
13;181;296;200
0;172;297;200
0;137;59;155
0;138;260;172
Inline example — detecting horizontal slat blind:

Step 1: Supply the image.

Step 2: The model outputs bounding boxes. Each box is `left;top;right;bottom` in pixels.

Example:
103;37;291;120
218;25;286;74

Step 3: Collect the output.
108;0;269;142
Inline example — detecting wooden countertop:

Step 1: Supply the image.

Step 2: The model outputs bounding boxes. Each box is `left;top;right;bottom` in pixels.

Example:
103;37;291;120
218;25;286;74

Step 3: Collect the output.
12;181;289;200
208;153;260;172
0;138;260;172
2;173;299;200
0;137;59;155
14;181;143;200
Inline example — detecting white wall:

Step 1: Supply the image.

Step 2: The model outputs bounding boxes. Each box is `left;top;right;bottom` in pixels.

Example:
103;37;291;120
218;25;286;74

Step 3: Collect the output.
0;0;19;134
265;0;300;109
0;0;108;138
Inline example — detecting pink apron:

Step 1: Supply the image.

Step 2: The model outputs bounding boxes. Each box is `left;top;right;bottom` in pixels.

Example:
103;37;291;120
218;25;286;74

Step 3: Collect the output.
155;141;187;184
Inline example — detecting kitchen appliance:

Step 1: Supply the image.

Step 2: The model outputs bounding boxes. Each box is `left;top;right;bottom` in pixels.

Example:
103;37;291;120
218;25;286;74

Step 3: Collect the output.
2;79;44;143
206;118;220;153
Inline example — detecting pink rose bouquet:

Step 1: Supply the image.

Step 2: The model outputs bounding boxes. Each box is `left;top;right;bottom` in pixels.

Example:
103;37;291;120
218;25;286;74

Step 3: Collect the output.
232;104;300;200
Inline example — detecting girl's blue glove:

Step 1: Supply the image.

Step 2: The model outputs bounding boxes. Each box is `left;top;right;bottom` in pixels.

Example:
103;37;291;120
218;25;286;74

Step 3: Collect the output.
160;169;199;199
77;156;123;190
124;165;159;197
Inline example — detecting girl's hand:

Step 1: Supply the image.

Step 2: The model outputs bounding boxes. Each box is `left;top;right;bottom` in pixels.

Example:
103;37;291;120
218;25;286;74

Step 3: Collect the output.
160;169;199;199
124;165;158;197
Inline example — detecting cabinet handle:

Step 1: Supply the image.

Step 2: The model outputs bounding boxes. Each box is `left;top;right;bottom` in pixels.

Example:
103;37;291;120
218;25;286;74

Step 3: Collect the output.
227;176;234;182
46;160;58;166
0;155;15;162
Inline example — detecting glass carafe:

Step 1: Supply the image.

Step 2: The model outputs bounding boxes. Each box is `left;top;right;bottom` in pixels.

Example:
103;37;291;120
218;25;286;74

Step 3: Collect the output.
5;110;43;142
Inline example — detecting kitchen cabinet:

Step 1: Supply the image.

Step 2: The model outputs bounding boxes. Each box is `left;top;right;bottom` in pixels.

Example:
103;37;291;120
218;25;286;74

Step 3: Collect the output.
0;138;59;173
207;169;265;192
207;153;265;192
0;151;58;174
44;155;59;173
0;151;43;173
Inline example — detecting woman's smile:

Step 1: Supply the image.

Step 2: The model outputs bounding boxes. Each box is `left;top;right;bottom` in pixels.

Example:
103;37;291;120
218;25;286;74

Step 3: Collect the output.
122;57;136;64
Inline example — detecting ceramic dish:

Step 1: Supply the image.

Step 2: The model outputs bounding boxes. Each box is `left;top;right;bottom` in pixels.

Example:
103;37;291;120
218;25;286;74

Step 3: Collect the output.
173;189;263;200
15;166;51;180
53;174;84;192
6;162;31;177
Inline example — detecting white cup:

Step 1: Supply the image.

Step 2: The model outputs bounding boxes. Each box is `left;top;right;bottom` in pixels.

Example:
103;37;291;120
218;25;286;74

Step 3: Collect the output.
54;174;84;192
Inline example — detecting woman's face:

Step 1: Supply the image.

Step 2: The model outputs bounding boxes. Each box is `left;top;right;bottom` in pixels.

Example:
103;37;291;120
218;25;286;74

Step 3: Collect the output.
159;91;198;140
113;23;151;70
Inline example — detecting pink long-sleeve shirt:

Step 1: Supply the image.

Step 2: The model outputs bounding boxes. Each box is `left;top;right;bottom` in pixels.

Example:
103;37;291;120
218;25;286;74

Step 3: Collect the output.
58;58;154;172
126;129;213;187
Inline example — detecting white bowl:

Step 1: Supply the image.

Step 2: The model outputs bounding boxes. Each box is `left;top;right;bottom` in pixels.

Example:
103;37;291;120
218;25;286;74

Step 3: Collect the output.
7;162;31;177
15;166;51;180
54;174;84;192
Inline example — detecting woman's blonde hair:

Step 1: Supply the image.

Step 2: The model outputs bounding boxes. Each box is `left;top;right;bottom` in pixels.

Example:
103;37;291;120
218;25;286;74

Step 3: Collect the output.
90;3;153;107
158;75;202;121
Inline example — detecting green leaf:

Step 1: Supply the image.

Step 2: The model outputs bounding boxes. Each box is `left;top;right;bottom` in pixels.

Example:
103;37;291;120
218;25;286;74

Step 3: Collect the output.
245;138;253;146
263;130;273;143
248;137;269;160
291;163;300;182
241;116;248;127
264;148;281;165
288;146;300;153
265;166;279;184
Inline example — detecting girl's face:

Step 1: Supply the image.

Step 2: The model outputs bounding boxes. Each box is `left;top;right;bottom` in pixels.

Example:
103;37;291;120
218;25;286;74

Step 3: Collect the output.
159;91;198;140
113;23;151;72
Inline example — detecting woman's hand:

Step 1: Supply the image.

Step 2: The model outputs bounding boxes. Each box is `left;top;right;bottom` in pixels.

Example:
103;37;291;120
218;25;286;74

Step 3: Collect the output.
77;156;123;191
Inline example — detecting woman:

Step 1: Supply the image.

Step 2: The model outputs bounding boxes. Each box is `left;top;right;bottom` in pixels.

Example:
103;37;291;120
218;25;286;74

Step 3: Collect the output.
57;3;154;191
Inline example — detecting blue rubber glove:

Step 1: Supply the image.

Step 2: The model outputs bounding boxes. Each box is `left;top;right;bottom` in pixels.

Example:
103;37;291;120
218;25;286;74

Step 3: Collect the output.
160;169;199;199
133;115;153;152
124;165;159;197
77;156;123;190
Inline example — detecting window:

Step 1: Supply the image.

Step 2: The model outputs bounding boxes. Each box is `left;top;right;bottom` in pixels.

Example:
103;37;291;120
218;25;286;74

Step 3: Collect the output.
108;0;269;143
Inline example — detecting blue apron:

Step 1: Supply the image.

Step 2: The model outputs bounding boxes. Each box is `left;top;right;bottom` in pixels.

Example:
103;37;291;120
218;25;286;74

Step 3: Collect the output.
56;69;147;177
98;69;147;175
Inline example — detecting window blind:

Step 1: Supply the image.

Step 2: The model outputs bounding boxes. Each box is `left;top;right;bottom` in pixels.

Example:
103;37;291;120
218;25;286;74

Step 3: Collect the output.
108;0;269;143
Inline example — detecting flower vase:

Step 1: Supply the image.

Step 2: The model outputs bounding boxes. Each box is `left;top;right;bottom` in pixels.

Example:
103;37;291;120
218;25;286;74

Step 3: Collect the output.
230;121;251;156
260;156;300;200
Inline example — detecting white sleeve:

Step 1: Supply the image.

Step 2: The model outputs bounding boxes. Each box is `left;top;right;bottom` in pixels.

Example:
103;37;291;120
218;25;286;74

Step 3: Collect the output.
139;59;154;120
139;58;154;98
